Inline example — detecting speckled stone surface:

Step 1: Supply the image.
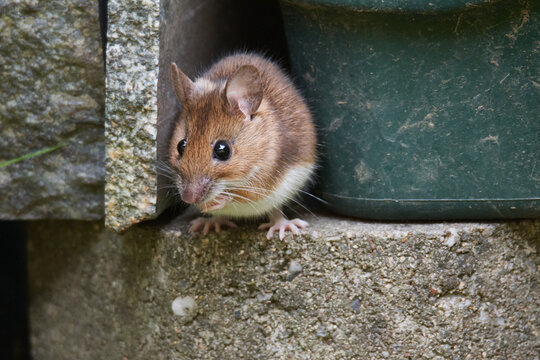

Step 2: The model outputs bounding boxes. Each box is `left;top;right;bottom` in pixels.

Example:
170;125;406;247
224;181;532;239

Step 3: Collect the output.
28;215;539;359
105;0;160;231
0;0;104;219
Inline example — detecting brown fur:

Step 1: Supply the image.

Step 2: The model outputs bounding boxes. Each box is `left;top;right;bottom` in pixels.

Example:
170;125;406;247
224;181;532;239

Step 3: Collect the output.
169;53;316;207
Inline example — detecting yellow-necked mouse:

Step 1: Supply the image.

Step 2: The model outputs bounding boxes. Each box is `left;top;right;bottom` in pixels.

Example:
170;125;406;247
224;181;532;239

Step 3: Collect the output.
168;53;317;239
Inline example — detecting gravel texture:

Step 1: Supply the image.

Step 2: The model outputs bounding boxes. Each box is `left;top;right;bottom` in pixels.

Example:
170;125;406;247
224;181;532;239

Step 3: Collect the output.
28;214;539;359
0;0;104;219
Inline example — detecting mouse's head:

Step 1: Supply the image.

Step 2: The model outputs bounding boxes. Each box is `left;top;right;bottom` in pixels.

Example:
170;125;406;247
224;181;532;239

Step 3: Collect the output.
168;63;280;213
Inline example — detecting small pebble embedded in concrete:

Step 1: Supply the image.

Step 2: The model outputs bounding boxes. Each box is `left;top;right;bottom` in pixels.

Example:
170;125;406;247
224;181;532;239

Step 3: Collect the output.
171;296;197;317
287;260;303;281
316;325;328;338
443;228;459;247
257;292;273;302
350;298;361;313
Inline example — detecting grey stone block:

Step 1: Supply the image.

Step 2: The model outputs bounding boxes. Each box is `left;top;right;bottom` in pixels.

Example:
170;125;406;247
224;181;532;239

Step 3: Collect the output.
0;0;105;219
28;215;540;359
105;0;160;231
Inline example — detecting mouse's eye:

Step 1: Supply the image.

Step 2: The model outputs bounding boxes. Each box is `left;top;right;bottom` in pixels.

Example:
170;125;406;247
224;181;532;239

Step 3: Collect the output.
177;139;187;157
213;140;231;161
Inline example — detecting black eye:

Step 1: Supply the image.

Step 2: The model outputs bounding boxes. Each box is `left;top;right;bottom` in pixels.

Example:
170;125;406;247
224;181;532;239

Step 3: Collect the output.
213;140;231;161
177;139;186;157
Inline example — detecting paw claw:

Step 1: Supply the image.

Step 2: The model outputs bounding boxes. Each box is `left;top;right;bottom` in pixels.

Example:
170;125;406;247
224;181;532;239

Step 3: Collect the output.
203;222;210;235
258;222;271;230
189;216;237;235
189;218;206;233
260;216;309;240
292;219;309;228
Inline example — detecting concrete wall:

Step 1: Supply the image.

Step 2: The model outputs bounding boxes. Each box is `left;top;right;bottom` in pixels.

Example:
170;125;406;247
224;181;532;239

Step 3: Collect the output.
28;216;539;359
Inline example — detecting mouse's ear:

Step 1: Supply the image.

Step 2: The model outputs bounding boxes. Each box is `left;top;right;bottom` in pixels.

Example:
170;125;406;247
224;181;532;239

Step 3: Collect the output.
225;65;263;120
171;63;193;105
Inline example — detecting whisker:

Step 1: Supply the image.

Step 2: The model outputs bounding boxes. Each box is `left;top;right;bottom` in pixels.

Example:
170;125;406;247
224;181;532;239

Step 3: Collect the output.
236;180;325;206
231;201;239;217
282;195;315;217
158;185;180;190
224;186;316;218
220;191;256;204
156;172;175;180
225;187;272;198
283;202;302;218
220;191;260;213
295;189;329;204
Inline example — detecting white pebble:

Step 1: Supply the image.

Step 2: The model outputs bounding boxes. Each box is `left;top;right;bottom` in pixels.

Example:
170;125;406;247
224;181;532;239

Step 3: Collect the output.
171;296;197;316
288;260;303;275
443;228;458;247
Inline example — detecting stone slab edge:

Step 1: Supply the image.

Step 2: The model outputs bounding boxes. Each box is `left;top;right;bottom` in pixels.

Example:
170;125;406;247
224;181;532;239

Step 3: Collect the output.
27;216;540;359
105;0;160;231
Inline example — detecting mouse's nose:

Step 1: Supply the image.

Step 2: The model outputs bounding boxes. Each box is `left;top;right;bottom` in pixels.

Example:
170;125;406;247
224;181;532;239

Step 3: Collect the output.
181;177;211;204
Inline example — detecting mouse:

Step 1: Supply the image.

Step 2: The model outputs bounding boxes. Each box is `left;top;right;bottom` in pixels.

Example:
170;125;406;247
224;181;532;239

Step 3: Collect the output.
167;53;317;240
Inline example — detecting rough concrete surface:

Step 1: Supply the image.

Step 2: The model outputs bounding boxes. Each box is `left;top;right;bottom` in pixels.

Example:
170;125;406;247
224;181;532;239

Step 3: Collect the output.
0;0;104;219
28;214;539;359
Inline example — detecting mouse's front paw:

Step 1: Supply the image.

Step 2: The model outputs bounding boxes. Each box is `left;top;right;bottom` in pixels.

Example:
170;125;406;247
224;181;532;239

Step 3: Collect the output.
189;216;237;235
258;217;309;240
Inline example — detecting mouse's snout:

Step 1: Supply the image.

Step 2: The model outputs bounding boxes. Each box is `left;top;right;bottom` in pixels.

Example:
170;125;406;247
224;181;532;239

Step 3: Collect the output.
181;177;212;204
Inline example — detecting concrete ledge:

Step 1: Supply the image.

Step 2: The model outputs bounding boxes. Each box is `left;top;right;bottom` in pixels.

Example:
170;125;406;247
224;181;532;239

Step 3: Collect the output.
28;215;539;359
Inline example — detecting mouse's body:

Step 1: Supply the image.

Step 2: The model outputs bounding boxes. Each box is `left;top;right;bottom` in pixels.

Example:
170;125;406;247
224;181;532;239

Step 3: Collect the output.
168;53;317;239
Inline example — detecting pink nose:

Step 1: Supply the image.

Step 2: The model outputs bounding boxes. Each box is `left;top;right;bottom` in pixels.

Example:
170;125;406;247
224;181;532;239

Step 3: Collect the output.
181;178;210;204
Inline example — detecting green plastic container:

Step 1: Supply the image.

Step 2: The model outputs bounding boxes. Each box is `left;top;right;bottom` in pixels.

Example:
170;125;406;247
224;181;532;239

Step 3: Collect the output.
280;0;540;220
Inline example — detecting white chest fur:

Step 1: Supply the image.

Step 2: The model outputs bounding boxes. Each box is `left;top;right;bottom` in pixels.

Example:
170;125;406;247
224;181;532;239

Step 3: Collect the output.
208;164;314;219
